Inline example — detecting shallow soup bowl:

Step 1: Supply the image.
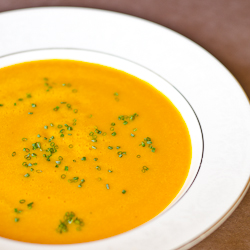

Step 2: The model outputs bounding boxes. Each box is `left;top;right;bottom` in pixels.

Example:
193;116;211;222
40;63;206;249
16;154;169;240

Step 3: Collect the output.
0;48;203;250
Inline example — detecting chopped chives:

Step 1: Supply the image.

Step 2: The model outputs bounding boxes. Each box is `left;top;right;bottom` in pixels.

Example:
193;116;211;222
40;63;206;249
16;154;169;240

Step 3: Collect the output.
110;127;114;131
14;218;19;222
12;152;16;157
108;146;113;150
24;155;31;160
108;170;113;173
61;174;66;179
137;155;141;158
19;199;25;204
31;104;36;107
69;144;73;148
27;202;33;209
92;146;97;149
122;190;126;194
131;133;135;137
50;123;54;127
24;173;30;177
28;112;33;115
58;156;63;160
64;166;69;171
36;170;42;173
14;208;22;214
116;146;120;149
22;138;28;141
81;157;86;161
96;166;101;171
44;126;48;129
106;184;110;190
94;158;98;161
37;134;41;138
111;132;116;136
111;123;115;126
73;109;78;113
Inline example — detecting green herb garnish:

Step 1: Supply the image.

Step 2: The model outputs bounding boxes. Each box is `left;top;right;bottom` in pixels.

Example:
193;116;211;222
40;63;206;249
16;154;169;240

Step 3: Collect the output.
27;202;33;209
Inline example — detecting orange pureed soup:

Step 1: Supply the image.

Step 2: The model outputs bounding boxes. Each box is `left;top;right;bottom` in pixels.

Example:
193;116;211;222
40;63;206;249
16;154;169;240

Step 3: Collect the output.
0;60;191;244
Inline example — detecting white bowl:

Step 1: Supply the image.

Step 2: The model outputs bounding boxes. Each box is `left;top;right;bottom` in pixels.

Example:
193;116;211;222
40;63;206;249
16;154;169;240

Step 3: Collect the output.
0;48;203;250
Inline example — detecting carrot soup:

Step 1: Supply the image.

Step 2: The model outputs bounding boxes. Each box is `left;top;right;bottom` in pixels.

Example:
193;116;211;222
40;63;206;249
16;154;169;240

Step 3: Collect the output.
0;60;191;244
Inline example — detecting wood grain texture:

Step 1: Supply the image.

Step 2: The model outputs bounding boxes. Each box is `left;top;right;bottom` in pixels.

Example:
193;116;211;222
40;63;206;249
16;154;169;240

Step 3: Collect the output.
0;0;249;249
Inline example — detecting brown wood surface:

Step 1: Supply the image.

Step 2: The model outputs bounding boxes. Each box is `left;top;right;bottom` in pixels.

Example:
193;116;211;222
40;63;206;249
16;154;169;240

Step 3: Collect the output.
0;1;250;249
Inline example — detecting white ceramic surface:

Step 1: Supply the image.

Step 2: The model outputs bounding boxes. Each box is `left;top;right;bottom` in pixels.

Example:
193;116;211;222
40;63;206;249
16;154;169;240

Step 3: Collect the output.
0;7;249;250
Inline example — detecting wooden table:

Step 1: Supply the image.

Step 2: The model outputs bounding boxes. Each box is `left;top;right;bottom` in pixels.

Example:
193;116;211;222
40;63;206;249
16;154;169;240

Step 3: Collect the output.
0;1;249;249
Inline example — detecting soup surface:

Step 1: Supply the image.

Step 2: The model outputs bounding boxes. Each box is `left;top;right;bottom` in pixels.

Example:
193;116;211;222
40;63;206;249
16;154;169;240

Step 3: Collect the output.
0;60;191;244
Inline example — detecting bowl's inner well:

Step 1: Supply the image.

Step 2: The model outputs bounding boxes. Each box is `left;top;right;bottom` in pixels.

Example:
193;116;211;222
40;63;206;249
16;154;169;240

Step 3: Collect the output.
0;49;203;244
